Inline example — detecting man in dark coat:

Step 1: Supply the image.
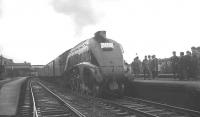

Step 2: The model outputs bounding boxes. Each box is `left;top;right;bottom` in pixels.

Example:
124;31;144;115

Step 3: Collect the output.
151;55;158;79
170;51;179;79
184;51;192;80
142;56;149;79
191;54;198;80
131;57;141;77
147;55;152;78
178;52;186;80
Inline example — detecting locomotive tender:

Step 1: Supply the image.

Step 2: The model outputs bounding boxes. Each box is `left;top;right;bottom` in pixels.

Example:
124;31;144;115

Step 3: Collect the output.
39;31;127;97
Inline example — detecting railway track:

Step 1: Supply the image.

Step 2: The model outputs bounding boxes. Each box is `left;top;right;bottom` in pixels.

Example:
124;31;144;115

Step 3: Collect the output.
38;80;169;117
18;79;86;117
78;95;200;117
32;79;200;117
37;80;119;117
110;96;200;117
31;81;86;117
38;80;145;117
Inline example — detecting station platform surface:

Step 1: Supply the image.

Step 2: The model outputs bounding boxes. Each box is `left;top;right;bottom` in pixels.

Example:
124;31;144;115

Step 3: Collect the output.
0;78;12;86
0;77;27;116
134;78;200;89
126;78;200;111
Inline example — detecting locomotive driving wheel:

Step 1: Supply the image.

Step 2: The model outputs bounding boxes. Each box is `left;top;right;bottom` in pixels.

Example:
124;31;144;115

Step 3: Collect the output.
71;69;89;96
82;68;101;97
70;67;81;93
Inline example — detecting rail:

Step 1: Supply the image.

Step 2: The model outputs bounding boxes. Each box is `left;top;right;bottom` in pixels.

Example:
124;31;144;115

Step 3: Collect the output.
30;81;39;117
125;96;200;116
33;80;86;117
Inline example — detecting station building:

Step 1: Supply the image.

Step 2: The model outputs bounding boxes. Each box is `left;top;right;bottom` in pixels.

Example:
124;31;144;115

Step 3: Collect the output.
0;56;32;78
4;62;32;77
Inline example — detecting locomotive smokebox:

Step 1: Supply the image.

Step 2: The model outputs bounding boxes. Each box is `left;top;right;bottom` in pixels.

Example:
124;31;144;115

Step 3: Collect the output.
94;30;106;37
94;31;107;43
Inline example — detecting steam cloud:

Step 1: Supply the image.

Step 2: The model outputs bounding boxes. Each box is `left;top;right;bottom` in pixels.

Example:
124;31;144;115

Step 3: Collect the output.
52;0;98;34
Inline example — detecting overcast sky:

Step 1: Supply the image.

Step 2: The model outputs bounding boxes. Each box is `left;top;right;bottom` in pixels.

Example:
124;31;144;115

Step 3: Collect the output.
0;0;200;65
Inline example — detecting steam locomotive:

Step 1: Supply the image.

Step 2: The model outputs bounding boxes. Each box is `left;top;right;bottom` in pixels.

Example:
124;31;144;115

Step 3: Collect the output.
39;31;127;97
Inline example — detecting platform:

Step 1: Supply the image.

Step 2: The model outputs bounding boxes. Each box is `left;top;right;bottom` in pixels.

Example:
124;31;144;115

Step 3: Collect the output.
135;78;200;89
126;78;200;111
0;77;27;116
0;78;12;87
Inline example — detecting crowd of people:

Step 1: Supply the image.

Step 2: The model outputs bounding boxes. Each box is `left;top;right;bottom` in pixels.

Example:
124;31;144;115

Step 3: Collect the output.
171;51;199;80
131;55;159;79
130;47;200;80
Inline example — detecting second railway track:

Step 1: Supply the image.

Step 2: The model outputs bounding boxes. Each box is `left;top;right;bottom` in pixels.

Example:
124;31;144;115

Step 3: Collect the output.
110;96;200;117
24;79;200;117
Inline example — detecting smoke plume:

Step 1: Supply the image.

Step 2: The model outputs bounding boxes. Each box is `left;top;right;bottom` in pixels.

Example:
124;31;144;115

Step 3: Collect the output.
52;0;98;34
